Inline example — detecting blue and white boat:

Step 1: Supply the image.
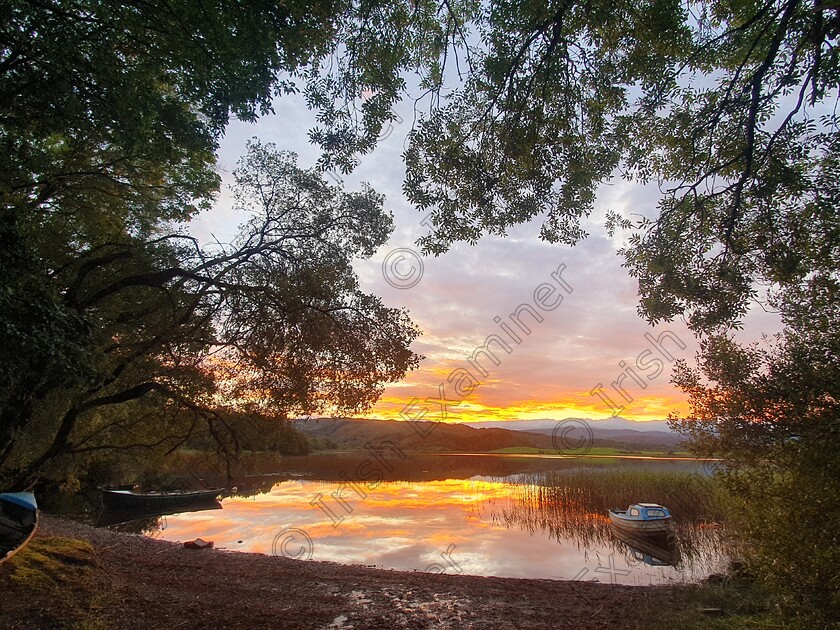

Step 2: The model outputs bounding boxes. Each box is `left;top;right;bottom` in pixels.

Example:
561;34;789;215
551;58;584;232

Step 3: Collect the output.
608;503;672;533
0;492;38;564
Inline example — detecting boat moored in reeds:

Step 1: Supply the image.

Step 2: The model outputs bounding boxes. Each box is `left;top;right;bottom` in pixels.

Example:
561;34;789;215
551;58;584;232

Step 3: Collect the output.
608;503;672;534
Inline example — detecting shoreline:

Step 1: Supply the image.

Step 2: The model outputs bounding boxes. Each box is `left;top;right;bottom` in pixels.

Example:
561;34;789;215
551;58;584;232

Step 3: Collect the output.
1;514;685;629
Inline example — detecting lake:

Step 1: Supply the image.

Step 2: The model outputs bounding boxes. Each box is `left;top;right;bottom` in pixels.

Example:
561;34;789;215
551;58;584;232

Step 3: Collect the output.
99;453;731;586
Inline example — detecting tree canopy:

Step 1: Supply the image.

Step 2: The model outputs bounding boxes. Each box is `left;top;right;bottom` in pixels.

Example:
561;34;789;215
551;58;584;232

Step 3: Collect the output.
0;1;428;487
3;140;420;488
281;0;839;333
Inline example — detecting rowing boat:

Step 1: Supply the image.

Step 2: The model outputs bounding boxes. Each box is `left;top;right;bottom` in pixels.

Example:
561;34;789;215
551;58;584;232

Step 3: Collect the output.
101;488;223;511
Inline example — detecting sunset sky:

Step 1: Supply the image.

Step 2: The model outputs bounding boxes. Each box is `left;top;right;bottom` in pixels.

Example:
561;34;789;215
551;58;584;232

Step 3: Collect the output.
193;94;783;425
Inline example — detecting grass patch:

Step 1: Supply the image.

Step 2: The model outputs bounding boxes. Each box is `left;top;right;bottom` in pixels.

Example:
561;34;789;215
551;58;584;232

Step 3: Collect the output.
643;579;788;629
8;536;97;588
1;536;110;628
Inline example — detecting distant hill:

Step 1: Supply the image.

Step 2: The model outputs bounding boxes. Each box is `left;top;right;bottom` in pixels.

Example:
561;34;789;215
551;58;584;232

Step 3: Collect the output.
294;417;684;454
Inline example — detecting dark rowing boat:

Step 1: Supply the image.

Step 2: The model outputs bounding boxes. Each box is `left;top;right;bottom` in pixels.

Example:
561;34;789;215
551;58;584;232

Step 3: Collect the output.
0;492;38;564
100;488;223;511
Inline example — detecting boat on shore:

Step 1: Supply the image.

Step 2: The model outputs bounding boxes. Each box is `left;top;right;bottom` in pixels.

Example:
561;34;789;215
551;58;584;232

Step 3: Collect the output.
0;492;39;564
608;503;672;533
101;488;223;511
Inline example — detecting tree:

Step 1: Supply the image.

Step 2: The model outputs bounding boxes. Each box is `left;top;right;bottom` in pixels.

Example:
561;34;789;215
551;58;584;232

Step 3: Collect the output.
1;0;338;473
670;325;840;624
300;0;839;329
3;141;420;489
1;0;447;485
389;0;840;328
1;0;468;234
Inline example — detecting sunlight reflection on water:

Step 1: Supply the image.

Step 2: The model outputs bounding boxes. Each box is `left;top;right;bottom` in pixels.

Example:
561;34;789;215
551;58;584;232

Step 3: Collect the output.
132;457;730;586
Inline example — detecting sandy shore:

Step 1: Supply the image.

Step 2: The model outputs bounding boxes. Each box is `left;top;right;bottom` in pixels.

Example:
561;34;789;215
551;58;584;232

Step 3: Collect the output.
1;515;682;629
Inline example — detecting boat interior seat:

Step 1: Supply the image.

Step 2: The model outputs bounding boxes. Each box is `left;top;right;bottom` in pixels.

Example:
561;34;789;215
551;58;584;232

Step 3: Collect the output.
0;504;35;528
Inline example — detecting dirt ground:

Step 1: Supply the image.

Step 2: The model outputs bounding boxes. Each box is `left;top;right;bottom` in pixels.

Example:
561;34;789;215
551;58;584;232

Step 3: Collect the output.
0;515;683;629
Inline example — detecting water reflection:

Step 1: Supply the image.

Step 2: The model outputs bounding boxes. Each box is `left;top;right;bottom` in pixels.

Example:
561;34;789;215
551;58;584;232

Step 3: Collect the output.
96;500;222;532
476;478;727;582
106;455;731;585
610;528;680;566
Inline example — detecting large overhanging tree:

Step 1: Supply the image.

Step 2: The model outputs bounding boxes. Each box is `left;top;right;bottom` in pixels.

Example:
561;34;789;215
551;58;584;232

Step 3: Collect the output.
1;0;334;474
310;0;837;329
4;141;420;489
0;1;444;486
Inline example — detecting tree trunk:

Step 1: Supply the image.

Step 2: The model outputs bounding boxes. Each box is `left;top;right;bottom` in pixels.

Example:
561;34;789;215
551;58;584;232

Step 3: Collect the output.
7;406;81;491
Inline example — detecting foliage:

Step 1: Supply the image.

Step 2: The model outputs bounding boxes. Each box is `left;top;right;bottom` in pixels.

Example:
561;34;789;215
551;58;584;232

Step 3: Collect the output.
670;325;840;626
304;0;480;175
371;0;840;335
269;0;840;343
2;142;420;488
0;1;438;487
642;580;782;630
188;413;312;457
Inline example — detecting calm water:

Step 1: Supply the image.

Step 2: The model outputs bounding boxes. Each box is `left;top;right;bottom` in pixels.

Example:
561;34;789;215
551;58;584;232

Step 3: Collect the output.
101;454;730;585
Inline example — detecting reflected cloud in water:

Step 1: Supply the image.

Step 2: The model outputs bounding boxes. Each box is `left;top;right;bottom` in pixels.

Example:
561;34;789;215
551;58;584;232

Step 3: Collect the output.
127;467;730;585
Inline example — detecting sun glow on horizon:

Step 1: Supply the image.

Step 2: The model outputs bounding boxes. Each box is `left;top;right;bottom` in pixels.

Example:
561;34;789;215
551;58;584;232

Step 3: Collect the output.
362;317;694;425
366;392;690;424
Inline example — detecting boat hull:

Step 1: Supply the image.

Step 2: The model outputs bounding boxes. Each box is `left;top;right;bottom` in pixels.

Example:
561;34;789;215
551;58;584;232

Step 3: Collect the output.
101;488;222;511
608;510;671;533
0;492;39;564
